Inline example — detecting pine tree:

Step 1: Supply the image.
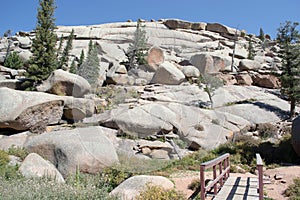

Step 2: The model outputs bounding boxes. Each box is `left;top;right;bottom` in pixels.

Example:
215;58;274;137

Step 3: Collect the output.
247;37;256;60
26;0;58;86
4;52;24;70
258;27;265;42
78;49;85;68
127;20;149;68
77;42;100;87
69;58;77;74
58;29;74;69
57;35;64;57
277;21;300;119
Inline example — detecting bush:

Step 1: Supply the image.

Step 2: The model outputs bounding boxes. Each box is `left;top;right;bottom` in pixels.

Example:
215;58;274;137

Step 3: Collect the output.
7;146;29;161
4;51;24;69
136;184;185;200
99;167;132;192
0;176;117;200
257;123;278;139
284;178;300;200
0;150;9;166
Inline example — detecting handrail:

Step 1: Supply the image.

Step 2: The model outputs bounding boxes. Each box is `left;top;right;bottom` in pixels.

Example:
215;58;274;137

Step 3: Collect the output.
201;153;230;169
200;153;230;200
256;153;264;200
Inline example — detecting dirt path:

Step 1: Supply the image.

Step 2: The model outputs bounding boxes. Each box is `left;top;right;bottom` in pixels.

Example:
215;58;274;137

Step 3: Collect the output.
170;166;300;199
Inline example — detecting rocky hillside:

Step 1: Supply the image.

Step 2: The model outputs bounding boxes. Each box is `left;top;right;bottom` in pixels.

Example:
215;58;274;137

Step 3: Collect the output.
0;19;299;195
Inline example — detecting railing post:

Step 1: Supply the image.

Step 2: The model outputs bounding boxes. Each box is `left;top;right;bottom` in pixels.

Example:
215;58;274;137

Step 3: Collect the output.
213;165;217;194
256;153;264;200
219;162;223;186
200;165;205;200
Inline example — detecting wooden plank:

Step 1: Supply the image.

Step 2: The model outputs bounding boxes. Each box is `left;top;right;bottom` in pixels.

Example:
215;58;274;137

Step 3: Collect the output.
213;177;259;200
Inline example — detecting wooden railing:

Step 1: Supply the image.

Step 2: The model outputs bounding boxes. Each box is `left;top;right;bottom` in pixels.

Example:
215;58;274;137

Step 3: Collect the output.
256;153;264;200
200;153;230;200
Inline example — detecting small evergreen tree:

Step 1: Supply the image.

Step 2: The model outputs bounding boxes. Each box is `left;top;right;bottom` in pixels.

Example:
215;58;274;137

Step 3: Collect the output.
258;27;265;42
58;29;74;70
69;58;77;74
126;20;149;68
57;35;64;57
247;37;256;60
26;0;58;87
4;52;24;69
88;40;93;54
198;73;223;108
77;42;100;87
78;49;85;68
277;21;300;119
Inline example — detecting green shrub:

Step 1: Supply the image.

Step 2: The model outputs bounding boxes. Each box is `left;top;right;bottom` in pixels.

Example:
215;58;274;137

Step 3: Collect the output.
95;86;140;112
4;51;24;69
117;151;171;175
284;178;300;200
136;184;185;200
7;146;29;161
188;179;200;191
0;176;117;200
99;167;132;192
0;165;21;180
0;150;9;166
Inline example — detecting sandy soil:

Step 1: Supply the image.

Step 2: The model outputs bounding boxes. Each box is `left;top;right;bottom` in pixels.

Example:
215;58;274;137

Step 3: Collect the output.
170;166;300;200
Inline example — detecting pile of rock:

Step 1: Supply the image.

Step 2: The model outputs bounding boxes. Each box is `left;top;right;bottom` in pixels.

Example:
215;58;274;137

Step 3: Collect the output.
0;19;298;194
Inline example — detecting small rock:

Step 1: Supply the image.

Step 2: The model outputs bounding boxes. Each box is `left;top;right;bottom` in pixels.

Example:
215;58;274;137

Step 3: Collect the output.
141;147;151;155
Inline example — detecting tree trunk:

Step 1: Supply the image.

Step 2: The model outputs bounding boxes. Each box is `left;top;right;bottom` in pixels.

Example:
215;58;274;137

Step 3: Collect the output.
290;97;296;119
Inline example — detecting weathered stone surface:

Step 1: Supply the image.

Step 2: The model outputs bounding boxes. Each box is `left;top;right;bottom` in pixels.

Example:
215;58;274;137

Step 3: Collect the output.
190;54;214;73
15;36;32;49
213;85;291;111
138;140;173;159
150;149;170;159
115;65;128;74
239;59;262;71
147;46;165;71
24;126;119;177
166;103;230;150
128;66;155;85
191;22;207;31
113;103;176;138
0;131;30;151
206;23;241;38
0;66;25;78
292;116;300;157
218;74;237;85
252;74;280;89
0;87;64;133
19;153;65;183
110;175;174;200
0;79;22;89
181;65;200;78
37;69;91;98
164;19;192;29
190;53;229;74
236;73;253;85
106;73;135;85
150;61;185;85
62;96;95;121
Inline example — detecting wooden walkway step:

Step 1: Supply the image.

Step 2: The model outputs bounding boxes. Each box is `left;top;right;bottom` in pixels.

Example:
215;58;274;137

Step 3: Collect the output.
213;177;259;200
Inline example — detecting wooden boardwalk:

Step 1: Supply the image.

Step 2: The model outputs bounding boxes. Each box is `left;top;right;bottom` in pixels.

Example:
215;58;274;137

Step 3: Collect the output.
213;177;260;200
